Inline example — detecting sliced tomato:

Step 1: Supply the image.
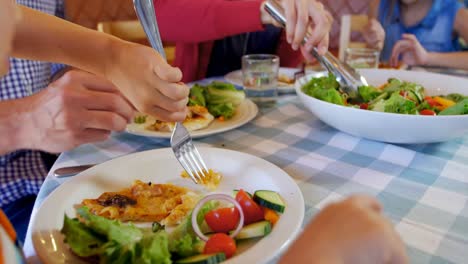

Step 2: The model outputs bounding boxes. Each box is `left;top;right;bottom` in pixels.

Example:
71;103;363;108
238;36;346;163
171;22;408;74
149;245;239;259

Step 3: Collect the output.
235;189;264;225
204;207;240;233
359;103;369;110
419;109;436;116
204;233;237;258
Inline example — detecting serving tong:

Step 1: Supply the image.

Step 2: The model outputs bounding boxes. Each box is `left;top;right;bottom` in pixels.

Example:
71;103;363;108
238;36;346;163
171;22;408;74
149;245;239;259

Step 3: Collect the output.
133;0;210;184
264;0;369;92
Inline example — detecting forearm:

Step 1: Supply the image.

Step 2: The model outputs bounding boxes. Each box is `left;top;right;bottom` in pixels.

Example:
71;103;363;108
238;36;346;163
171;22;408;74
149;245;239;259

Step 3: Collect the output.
12;6;126;78
156;0;264;42
425;52;468;70
0;99;33;154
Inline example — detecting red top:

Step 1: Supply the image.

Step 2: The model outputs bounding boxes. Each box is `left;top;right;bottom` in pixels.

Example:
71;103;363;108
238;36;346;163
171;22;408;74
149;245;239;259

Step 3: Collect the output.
155;0;303;82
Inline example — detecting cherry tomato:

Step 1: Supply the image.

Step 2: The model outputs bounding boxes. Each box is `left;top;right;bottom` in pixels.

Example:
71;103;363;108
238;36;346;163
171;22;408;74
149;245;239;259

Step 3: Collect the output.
419;109;436;116
359;103;369;110
204;233;236;258
205;207;240;233
235;189;264;225
425;97;441;108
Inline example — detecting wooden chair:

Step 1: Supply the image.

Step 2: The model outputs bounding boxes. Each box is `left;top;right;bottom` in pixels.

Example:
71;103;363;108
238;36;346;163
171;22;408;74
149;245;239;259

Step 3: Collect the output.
338;14;369;61
97;20;176;65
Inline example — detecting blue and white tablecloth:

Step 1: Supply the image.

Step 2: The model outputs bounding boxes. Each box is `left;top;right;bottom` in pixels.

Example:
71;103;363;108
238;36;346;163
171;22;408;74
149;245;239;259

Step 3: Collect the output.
23;79;468;264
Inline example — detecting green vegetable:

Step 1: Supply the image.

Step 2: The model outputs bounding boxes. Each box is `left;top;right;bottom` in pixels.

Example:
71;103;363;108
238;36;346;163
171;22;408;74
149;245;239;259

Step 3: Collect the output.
175;253;226;264
358;85;382;101
134;115;147;124
232;221;272;240
302;73;344;105
61;215;105;257
439;98;468;115
443;93;466;103
383;92;417;114
207;103;235;119
62;207;172;264
253;190;285;213
168;201;218;258
77;207;143;244
205;82;245;107
152;222;164;233
189;84;206;107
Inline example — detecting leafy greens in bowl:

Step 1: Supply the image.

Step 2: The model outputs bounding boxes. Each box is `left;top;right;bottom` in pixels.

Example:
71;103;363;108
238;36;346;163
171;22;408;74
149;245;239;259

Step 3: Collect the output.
295;69;468;143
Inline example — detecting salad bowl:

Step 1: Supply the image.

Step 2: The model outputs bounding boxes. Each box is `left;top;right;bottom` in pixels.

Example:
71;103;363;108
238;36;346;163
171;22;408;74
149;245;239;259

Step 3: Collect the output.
296;69;468;144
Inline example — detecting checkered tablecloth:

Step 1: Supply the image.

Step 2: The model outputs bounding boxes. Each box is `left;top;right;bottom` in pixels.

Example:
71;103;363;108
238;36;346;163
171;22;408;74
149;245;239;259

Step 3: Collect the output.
23;79;468;264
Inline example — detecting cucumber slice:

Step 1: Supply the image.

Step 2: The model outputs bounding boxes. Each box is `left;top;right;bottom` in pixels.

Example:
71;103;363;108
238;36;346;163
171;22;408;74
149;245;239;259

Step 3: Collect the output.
233;220;272;240
175;253;226;264
253;190;285;213
233;189;252;198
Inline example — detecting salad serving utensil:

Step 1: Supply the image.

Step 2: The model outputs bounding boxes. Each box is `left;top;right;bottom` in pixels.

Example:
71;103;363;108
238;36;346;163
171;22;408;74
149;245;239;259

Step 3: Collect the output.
133;0;210;184
264;0;368;92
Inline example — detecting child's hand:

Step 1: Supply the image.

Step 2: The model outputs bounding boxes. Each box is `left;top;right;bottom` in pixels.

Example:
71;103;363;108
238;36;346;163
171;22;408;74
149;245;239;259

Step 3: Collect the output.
390;34;429;67
280;195;408;264
362;18;385;51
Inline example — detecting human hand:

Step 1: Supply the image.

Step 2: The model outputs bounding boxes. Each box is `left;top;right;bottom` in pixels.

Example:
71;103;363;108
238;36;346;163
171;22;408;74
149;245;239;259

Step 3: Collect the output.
279;195;408;264
106;42;190;122
362;18;385;51
390;34;429;67
261;0;332;61
23;70;134;153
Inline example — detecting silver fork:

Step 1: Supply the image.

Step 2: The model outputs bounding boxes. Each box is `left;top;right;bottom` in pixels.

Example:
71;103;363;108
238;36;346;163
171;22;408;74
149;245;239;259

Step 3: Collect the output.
133;0;209;184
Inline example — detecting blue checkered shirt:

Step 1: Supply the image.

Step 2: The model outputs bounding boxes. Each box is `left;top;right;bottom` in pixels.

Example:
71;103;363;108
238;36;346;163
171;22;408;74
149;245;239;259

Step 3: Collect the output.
0;0;65;207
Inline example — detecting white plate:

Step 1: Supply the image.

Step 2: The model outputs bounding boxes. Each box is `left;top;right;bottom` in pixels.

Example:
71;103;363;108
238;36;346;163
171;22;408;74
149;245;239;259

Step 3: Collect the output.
296;69;468;144
31;147;305;264
224;67;301;94
126;99;258;139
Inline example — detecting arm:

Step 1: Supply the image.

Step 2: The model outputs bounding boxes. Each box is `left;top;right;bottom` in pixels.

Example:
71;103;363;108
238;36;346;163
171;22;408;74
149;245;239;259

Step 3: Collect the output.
12;6;189;122
424;52;468;70
453;8;468;43
156;0;265;43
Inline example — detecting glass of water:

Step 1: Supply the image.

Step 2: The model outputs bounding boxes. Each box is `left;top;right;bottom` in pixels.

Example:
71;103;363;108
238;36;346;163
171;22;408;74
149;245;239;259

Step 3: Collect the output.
344;48;380;69
242;54;279;106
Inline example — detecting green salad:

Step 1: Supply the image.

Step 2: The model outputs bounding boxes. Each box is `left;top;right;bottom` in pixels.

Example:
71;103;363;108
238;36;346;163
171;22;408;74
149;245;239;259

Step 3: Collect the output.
134;81;245;124
301;73;468;116
61;188;284;264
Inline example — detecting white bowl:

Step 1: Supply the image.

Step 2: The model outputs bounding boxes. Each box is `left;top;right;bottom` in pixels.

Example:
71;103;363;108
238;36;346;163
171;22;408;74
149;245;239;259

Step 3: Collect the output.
295;69;468;144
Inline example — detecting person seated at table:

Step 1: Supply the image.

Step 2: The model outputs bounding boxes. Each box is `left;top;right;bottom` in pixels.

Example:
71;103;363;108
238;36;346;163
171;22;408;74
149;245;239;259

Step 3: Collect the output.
320;0;386;52
0;0;189;243
371;0;468;70
155;0;333;82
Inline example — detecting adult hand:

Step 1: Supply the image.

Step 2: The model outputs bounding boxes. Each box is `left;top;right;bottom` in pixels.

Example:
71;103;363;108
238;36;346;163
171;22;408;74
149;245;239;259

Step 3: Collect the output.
106;42;190;122
362;18;385;51
390;34;429;67
23;70;134;153
280;195;408;264
261;0;332;61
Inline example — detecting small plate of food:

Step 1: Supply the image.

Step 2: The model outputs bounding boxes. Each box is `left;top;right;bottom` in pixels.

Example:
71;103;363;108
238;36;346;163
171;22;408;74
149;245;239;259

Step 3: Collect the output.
126;82;258;139
224;67;302;94
31;147;304;264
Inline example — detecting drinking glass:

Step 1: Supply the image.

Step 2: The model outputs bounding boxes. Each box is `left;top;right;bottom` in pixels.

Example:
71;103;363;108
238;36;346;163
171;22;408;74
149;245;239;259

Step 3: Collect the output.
344;48;380;69
242;54;279;106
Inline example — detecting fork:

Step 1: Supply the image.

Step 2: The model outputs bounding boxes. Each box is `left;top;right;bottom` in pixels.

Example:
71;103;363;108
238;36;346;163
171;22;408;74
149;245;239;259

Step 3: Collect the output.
133;0;210;184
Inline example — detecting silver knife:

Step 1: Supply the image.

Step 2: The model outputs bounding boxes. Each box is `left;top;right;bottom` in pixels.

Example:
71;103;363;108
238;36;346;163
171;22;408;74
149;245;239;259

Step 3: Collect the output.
53;164;95;178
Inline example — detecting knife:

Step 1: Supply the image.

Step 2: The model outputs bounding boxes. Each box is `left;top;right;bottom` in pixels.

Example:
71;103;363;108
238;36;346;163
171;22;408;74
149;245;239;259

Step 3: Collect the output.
53;164;95;178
